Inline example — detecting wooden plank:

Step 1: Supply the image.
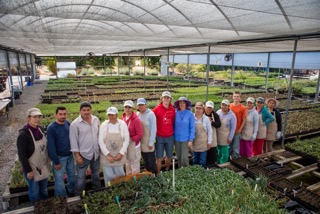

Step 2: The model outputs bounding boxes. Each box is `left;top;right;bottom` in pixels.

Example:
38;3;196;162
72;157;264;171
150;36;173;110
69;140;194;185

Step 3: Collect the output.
290;161;305;169
297;130;320;140
286;163;318;179
277;156;302;164
3;196;81;214
306;182;320;191
251;149;285;159
312;171;320;178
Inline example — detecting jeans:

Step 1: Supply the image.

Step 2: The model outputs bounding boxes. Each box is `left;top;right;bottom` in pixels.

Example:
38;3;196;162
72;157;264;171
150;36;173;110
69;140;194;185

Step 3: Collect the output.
193;151;207;167
24;174;48;204
75;156;101;195
155;136;174;159
53;154;76;197
230;133;241;159
141;151;156;174
102;166;125;186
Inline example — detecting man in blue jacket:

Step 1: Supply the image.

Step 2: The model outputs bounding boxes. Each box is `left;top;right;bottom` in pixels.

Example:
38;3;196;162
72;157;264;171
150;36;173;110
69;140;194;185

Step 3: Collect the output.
47;106;76;197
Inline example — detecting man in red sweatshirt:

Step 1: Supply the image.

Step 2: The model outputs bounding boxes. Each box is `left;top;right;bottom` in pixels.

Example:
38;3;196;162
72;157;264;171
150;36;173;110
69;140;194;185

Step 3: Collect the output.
153;91;175;174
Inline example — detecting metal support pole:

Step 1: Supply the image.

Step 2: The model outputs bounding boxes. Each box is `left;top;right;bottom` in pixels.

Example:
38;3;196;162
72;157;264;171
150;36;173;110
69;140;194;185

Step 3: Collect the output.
206;46;211;101
103;54;106;74
172;55;175;74
265;53;270;93
109;55;112;76
314;70;320;102
24;53;28;79
143;50;146;89
30;54;34;80
17;52;23;90
167;48;169;90
231;53;235;87
128;52;131;78
5;50;15;106
187;54;190;87
117;54;120;77
281;39;298;148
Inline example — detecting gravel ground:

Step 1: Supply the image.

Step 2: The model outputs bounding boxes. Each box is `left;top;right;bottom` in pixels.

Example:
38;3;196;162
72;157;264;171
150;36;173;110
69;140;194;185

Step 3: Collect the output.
0;80;48;213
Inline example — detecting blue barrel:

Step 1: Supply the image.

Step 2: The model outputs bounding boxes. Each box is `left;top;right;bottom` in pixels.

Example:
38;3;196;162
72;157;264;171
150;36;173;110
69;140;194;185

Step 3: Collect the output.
27;81;33;86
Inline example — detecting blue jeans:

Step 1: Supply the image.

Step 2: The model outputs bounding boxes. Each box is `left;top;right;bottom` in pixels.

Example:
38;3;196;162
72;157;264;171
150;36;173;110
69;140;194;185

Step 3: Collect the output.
155;135;174;159
75;156;101;195
193;151;207;167
53;154;76;197
24;174;48;204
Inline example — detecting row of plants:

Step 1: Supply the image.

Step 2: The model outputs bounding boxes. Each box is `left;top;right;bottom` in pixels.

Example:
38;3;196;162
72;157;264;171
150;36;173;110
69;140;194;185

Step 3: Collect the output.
283;111;320;136
79;166;284;213
285;137;320;162
277;100;320;111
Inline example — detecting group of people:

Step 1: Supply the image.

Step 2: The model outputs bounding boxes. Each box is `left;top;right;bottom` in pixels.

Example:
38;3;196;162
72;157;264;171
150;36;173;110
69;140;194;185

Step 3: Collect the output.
16;90;282;204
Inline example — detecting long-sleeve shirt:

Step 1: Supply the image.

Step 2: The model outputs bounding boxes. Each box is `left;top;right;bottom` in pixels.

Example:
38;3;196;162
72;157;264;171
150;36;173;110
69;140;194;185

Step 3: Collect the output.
69;115;100;161
16;126;46;173
247;108;259;138
174;109;195;142
47;120;72;165
270;108;282;131
194;114;213;145
257;106;275;126
99;119;129;156
216;109;237;141
137;108;157;147
121;112;143;146
204;111;221;128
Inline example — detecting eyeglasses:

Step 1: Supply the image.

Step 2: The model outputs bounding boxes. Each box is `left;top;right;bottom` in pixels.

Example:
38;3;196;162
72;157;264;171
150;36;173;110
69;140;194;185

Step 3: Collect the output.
124;106;132;109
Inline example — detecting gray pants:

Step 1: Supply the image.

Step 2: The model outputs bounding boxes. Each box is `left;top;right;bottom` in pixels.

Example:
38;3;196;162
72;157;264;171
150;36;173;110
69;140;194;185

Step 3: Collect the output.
175;141;189;168
102;165;125;186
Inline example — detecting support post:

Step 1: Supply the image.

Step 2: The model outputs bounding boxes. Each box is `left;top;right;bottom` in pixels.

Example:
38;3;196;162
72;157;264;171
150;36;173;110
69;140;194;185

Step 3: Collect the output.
117;54;120;77
206;46;211;101
265;53;270;93
231;53;235;87
128;52;131;78
5;50;15;106
103;54;106;74
187;54;190;87
143;50;146;89
109;55;112;76
281;39;298;148
167;48;169;90
17;52;23;90
314;69;320;102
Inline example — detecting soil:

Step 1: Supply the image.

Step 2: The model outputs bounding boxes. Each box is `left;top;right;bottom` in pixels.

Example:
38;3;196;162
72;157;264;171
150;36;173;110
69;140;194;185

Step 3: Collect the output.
269;178;301;193
245;165;277;179
230;157;256;170
34;197;68;214
291;188;320;211
290;172;320;187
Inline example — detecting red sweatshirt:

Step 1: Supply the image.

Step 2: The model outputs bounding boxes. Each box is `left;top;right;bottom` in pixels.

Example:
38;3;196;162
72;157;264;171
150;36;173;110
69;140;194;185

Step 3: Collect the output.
121;112;143;146
153;103;175;137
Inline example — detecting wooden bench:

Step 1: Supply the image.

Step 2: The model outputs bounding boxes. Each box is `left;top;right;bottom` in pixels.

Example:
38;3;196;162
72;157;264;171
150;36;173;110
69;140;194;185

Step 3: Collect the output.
0;100;11;119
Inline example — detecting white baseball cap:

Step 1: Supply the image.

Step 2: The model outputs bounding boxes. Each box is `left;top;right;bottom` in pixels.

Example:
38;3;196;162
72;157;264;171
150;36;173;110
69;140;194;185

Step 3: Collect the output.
205;101;214;109
27;108;43;116
221;99;230;106
106;107;118;115
123;100;134;108
161;91;171;98
246;97;255;103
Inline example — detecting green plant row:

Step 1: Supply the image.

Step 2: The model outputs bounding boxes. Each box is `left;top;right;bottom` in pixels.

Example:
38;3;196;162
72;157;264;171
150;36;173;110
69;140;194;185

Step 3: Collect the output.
82;166;284;213
286;137;320;161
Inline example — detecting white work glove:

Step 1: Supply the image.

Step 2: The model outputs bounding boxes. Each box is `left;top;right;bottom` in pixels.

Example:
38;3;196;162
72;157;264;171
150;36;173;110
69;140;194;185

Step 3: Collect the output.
276;131;282;140
251;133;257;141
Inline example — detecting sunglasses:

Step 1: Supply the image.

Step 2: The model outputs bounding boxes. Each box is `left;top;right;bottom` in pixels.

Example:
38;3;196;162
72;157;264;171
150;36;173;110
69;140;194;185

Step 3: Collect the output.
256;102;264;104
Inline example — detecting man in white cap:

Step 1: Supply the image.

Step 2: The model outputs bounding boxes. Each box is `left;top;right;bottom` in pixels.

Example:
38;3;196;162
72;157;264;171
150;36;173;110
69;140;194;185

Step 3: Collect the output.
153;91;175;174
136;98;157;174
216;99;236;164
99;107;129;185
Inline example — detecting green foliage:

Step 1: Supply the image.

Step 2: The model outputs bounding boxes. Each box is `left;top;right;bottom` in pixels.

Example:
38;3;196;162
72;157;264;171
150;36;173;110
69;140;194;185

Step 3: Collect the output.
45;57;57;75
286;137;320;161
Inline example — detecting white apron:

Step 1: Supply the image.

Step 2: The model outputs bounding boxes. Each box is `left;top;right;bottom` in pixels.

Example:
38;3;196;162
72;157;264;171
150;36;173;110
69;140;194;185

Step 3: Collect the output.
193;118;208;152
217;117;230;146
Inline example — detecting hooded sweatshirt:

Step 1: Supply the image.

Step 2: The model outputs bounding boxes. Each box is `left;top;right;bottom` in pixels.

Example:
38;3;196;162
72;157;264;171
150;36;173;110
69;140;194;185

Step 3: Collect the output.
153;102;175;138
122;112;143;146
216;109;237;141
256;106;274;126
137;108;157;147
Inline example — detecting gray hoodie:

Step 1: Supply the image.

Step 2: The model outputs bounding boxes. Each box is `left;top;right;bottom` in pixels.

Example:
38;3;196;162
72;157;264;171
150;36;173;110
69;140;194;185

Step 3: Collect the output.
137;108;157;147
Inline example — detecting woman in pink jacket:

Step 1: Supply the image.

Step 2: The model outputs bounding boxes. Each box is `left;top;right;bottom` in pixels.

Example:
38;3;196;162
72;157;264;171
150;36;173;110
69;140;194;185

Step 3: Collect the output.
121;100;143;175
